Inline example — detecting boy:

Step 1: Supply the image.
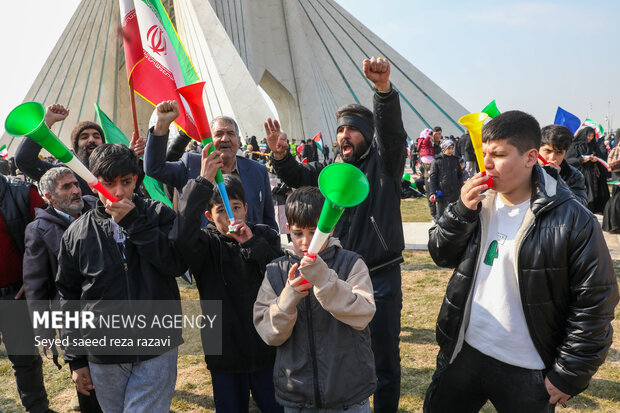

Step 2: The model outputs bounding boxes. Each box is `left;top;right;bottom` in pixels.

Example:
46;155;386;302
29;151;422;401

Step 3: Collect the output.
539;124;587;205
424;111;618;412
170;143;283;412
56;144;186;413
254;187;377;411
428;139;463;219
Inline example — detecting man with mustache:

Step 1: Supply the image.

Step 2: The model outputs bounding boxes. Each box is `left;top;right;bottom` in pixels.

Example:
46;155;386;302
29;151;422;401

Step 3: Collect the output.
15;104;146;197
264;57;407;413
23;167;101;412
144;102;278;231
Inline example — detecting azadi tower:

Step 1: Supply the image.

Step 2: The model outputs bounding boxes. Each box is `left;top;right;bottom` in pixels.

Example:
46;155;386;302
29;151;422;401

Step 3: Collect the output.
1;0;468;154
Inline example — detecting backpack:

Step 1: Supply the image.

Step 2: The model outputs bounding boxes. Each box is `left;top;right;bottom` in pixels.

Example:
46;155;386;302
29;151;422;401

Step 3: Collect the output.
608;146;620;172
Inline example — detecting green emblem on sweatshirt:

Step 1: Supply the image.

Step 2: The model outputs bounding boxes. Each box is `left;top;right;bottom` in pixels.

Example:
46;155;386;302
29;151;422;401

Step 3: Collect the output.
484;240;499;266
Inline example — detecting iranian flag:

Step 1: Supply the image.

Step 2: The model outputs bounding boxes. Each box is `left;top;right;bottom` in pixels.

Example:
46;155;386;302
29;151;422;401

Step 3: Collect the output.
312;132;324;153
579;118;606;139
0;144;7;159
119;0;200;139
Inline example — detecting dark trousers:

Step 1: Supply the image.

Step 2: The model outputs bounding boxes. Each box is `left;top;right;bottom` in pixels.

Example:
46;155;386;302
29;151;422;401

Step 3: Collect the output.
369;265;402;413
421;163;436;217
424;341;555;413
210;368;283;413
77;389;103;413
0;291;50;413
435;200;453;220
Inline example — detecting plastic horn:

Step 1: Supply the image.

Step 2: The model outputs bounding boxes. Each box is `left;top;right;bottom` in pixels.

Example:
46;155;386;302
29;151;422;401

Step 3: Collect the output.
177;82;235;231
402;172;418;190
458;112;493;188
307;163;369;258
537;154;549;165
481;100;501;118
4;102;117;202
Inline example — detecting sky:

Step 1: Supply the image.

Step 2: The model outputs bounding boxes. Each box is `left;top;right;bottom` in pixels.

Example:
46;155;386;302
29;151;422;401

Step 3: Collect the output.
1;0;618;141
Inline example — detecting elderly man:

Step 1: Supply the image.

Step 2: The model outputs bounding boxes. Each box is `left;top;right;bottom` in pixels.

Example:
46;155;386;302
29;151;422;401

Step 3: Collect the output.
265;57;407;412
23;167;101;412
144;101;278;231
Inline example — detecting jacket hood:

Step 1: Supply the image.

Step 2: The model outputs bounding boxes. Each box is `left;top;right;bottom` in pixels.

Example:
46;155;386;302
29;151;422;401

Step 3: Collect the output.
530;164;574;215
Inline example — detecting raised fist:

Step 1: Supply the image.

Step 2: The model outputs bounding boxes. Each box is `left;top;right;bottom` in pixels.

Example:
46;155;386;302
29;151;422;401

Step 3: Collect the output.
363;56;391;93
45;104;69;127
153;100;179;135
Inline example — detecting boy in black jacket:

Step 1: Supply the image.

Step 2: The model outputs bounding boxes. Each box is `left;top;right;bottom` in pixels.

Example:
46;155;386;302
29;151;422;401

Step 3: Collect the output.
57;144;187;413
424;111;618;412
428;139;463;219
539;125;587;205
170;143;283;413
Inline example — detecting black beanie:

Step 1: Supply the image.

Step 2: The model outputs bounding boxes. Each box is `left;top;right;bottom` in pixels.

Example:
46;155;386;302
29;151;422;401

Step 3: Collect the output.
71;121;105;153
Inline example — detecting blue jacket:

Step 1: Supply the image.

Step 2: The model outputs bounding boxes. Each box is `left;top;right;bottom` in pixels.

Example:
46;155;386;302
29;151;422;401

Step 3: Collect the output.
144;129;278;232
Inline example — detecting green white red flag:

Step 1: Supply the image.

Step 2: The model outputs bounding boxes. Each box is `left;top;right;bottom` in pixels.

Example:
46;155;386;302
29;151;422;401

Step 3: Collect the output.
0;144;8;159
118;0;200;139
312;132;324;153
579;118;605;139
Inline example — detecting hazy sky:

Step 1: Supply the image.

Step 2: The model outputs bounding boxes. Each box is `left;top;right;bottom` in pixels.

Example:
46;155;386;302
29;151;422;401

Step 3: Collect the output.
1;0;618;140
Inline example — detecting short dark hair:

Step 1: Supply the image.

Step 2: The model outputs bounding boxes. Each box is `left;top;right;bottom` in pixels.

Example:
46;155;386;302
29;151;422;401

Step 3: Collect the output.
335;104;374;128
89;144;140;181
433;126;442;132
285;187;324;228
208;174;246;210
541;125;573;152
482;110;541;154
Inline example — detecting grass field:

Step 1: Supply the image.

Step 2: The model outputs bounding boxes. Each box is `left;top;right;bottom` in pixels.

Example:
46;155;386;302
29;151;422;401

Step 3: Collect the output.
0;200;618;412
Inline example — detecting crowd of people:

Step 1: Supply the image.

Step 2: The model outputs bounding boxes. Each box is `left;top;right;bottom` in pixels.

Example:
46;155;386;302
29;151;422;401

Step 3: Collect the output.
0;56;617;413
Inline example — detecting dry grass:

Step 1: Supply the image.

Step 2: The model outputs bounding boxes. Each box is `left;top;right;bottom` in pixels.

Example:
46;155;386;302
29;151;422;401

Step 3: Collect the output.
401;197;433;222
1;256;618;412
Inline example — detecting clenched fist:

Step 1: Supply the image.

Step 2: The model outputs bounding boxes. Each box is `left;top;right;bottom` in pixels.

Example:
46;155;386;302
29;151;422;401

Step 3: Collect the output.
153;100;180;136
363;56;391;93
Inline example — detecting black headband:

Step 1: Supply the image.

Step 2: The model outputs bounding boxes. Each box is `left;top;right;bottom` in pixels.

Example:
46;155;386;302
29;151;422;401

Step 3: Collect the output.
337;115;374;144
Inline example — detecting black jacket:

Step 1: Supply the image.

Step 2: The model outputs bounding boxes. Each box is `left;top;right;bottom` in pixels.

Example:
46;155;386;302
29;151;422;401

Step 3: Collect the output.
56;195;187;369
428;153;463;202
427;165;618;396
551;160;587;206
272;88;407;273
24;197;97;302
0;174;33;255
171;177;282;372
459;133;476;163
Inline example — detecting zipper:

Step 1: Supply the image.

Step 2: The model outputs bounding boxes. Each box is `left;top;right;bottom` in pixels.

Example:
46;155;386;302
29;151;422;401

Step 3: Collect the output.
305;293;322;407
370;215;388;251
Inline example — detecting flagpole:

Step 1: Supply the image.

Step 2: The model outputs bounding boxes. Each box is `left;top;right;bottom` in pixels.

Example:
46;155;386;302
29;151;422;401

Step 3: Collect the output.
129;76;140;142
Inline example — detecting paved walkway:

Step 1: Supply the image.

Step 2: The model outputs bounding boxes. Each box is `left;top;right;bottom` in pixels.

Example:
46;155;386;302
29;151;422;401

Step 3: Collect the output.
403;216;620;261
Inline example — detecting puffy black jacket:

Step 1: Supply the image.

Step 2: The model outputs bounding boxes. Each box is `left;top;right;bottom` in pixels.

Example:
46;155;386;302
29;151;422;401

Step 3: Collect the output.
552;160;586;206
56;195;187;369
428;154;463;202
170;177;282;373
272;89;407;273
428;165;618;396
